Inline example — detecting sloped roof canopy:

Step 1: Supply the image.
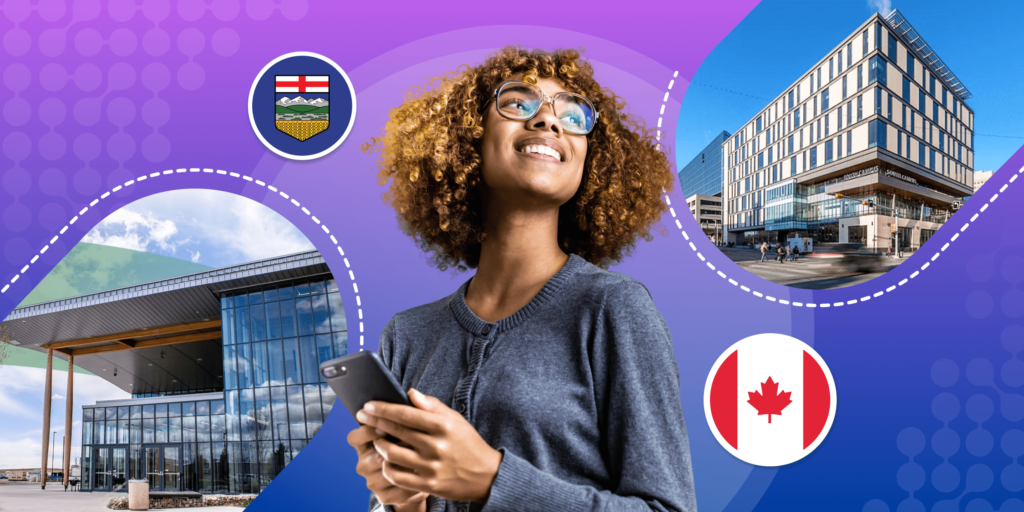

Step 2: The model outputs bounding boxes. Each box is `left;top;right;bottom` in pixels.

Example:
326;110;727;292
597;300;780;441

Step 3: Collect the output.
2;251;330;394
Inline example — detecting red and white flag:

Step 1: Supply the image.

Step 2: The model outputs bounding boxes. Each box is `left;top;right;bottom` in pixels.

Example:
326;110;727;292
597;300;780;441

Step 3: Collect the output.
275;75;329;93
703;333;837;467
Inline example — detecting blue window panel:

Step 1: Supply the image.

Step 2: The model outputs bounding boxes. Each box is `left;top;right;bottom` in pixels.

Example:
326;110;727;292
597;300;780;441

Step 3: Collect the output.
279;299;297;338
888;33;897;60
267;339;286;387
810;147;818;169
240;389;256;441
299;336;320;384
278;285;294;300
237;343;253;389
283;338;301;386
221;296;231;309
328;293;346;333
296;297;315;337
907;54;915;79
263;287;278;302
791;156;797;176
842;76;847;99
233;294;247;308
265;301;281;340
919;90;926;113
252;341;269;388
250;303;266;342
235;306;250;344
304;384;324;438
332;332;348;359
225;390;240;442
825;140;833;164
223;346;238;390
930;149;936;170
248;291;262;305
287;385;306;440
295;281;311;296
822;90;829;111
316;334;334;383
222;308;235;346
255;388;271;441
310;279;326;295
312;294;331;334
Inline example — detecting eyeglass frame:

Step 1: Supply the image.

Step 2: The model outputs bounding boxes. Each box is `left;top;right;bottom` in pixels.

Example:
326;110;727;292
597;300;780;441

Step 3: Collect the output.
491;80;600;135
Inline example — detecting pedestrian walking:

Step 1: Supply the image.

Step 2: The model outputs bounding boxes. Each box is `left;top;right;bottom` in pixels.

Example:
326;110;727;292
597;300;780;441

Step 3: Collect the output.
794;245;801;260
776;243;786;264
785;244;793;261
886;245;892;259
760;242;768;262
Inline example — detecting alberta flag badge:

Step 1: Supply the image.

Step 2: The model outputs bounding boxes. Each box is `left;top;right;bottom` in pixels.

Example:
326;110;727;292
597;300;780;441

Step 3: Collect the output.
249;52;356;160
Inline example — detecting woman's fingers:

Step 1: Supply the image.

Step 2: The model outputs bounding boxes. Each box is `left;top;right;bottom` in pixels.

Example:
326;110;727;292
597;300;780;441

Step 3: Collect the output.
366;415;435;453
381;460;430;492
359;401;446;434
347;424;385;450
372;436;435;474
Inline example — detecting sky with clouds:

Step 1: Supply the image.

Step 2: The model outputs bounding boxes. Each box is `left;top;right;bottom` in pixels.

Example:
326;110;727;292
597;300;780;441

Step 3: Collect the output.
82;189;315;269
0;190;316;471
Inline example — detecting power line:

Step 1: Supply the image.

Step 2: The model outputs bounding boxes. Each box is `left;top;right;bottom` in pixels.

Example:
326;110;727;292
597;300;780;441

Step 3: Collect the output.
689;81;772;102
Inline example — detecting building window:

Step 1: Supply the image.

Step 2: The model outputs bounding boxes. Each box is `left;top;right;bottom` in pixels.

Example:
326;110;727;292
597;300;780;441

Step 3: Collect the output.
857;95;863;121
756;116;762;133
902;77;910;102
919;90;925;113
862;29;868;56
788;135;794;155
848;42;853;66
902;105;907;129
829;58;834;81
847;131;852;155
757;153;763;169
887;94;892;120
929;148;936;170
929;75;936;95
942;88;947;107
838;50;843;72
933;102;938;122
837;134;843;158
868;119;887;150
791;156;797;176
907;54;915;79
768;147;773;165
868;55;886;86
825;114;830;136
910;111;915;132
838;106;843;129
817;68;822;90
847;101;852;126
788;90;795;110
810;147;818;169
825;139;834;164
888;33;897;60
875;87;882;115
953;98;958;116
897;131;902;155
919;142;926;166
822;90;829;111
857;65;863;90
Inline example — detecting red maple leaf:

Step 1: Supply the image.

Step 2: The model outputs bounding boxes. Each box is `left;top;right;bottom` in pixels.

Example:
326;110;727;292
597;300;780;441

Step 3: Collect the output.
747;377;792;423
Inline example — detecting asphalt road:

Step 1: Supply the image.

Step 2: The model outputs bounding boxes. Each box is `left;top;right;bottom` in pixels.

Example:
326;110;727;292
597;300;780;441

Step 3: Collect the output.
716;247;903;290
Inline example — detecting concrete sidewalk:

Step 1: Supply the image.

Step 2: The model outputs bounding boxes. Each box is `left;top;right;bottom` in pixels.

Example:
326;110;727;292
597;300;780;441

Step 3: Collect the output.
0;481;244;512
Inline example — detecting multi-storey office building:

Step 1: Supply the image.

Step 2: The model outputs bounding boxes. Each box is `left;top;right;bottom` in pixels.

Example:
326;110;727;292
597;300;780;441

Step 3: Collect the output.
686;193;723;244
722;10;973;251
679;130;731;198
1;250;346;495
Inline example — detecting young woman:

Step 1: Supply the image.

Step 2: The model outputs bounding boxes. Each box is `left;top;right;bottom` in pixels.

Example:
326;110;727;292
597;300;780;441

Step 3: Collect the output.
349;47;696;512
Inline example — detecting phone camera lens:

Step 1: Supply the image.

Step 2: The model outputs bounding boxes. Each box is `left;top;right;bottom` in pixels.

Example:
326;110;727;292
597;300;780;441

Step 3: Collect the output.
322;367;338;378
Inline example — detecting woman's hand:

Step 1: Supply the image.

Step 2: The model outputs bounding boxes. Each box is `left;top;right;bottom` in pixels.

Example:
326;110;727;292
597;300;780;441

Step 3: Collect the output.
356;389;504;504
346;424;429;511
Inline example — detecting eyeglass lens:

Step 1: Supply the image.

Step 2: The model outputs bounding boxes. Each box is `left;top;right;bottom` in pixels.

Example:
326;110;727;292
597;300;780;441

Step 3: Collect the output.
497;83;596;135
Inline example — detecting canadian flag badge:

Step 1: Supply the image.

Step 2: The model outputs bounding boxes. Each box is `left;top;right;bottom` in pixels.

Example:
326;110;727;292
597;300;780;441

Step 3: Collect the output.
703;333;838;467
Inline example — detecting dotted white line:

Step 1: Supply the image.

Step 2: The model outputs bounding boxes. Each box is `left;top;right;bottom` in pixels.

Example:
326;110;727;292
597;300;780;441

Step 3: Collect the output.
657;70;1017;307
1;170;366;349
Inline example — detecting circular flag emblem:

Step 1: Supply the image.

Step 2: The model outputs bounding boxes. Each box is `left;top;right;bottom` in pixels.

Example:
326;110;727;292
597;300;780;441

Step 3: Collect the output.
703;333;837;467
248;51;357;160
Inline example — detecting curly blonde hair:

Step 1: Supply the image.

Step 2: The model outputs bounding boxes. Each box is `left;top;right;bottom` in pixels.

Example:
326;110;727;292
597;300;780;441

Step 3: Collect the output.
365;46;674;270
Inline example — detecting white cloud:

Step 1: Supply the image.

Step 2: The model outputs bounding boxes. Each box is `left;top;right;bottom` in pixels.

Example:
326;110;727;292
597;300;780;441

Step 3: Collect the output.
82;189;314;268
52;393;64;400
82;209;188;255
868;0;892;16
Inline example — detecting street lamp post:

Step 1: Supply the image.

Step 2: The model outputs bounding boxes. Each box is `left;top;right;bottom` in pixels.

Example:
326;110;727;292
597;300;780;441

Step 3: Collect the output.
50;431;57;483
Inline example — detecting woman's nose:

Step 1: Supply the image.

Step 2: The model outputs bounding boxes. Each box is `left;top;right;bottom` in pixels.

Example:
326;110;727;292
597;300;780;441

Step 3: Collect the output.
528;100;562;134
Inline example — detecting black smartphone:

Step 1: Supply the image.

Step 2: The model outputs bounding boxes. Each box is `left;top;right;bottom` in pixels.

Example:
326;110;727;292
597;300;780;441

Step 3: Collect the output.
320;351;412;423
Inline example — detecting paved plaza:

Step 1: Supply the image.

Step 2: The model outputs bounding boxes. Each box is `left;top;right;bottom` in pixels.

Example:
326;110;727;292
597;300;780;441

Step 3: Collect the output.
0;481;242;512
717;246;904;290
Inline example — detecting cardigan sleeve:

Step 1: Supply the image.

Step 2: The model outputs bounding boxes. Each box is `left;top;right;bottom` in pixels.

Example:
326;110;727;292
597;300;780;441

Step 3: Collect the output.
480;278;697;512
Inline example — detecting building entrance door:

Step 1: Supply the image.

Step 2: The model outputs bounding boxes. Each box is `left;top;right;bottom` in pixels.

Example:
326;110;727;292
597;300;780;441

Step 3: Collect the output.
144;445;181;491
111;447;127;491
93;447;109;491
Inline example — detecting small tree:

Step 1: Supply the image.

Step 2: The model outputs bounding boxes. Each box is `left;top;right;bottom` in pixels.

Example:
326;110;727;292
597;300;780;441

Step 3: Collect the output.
0;325;11;369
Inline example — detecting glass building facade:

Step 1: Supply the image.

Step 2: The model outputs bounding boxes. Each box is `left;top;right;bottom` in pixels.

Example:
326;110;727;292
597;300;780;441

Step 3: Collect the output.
679;130;730;198
80;275;347;494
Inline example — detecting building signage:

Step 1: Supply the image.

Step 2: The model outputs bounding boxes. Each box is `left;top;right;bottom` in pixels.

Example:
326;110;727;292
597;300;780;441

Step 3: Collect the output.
842;168;878;181
884;169;919;185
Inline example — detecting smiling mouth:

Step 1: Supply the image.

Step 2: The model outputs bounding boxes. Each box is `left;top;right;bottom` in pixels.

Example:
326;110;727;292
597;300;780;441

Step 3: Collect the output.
518;144;563;162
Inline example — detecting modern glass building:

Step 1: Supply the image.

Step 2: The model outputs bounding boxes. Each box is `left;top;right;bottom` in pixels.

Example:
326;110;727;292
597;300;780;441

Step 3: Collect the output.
679;130;730;198
722;10;974;250
2;250;345;495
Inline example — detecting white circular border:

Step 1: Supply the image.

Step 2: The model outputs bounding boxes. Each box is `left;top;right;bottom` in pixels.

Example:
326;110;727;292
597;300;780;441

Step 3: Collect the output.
247;51;359;161
702;333;838;467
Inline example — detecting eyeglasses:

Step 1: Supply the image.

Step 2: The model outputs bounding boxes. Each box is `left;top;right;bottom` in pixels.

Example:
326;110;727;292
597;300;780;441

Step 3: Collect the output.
492;81;599;135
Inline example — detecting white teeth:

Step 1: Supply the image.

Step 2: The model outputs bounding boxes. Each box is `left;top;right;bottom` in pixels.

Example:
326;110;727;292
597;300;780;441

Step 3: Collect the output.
520;144;561;161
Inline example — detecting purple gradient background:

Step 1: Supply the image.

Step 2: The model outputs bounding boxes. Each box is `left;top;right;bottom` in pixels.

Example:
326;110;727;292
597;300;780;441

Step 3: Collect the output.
3;1;1023;511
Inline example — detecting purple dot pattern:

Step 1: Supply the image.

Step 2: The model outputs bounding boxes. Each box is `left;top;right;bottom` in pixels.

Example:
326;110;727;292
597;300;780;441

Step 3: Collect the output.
1;0;296;255
866;285;1024;510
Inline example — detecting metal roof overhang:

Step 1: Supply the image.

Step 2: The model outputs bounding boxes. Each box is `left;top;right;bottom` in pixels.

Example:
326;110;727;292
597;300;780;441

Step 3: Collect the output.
1;250;331;394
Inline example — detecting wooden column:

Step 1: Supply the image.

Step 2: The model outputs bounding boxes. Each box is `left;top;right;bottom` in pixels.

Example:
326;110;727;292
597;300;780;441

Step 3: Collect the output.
40;347;53;490
62;354;74;489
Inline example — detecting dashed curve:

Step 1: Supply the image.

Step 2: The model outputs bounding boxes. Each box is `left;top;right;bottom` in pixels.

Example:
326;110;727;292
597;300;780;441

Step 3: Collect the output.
657;71;1018;308
0;168;367;348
